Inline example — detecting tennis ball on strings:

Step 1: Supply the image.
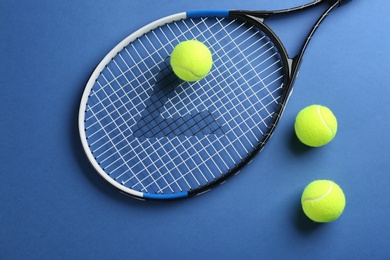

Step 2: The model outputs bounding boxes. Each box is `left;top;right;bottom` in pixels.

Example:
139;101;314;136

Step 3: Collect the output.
294;105;337;147
170;40;213;82
301;180;346;223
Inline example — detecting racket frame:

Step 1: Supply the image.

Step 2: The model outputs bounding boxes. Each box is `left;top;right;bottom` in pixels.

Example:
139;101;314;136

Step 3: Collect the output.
79;0;349;199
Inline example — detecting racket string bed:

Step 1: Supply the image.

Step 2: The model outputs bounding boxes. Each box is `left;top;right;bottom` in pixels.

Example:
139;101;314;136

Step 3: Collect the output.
83;15;285;196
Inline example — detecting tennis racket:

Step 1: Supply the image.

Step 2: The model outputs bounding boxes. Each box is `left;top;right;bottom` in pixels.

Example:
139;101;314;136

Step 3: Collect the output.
79;0;351;200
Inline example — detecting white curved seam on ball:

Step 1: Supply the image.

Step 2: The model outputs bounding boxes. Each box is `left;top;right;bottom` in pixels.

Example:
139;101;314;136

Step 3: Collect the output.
171;64;204;78
317;105;334;137
303;182;333;202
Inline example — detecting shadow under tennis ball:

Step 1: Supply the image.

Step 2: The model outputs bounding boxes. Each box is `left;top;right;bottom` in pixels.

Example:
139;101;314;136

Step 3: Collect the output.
288;126;313;155
292;192;323;233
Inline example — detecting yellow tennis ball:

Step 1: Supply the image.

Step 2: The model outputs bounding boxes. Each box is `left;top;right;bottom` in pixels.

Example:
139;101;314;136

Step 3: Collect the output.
294;104;337;147
170;40;212;82
301;180;346;223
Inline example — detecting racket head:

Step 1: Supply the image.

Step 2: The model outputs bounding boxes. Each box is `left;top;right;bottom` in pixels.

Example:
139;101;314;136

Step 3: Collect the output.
78;11;291;199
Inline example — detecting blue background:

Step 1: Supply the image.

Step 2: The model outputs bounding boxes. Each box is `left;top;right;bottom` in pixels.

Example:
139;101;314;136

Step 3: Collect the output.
1;0;390;259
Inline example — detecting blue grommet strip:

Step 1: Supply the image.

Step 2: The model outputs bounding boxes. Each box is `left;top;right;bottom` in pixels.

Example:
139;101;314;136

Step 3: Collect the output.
186;10;229;19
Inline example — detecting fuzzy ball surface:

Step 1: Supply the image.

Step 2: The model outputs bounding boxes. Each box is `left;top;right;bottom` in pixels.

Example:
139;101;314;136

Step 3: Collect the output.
294;105;337;147
170;40;212;82
301;180;346;223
